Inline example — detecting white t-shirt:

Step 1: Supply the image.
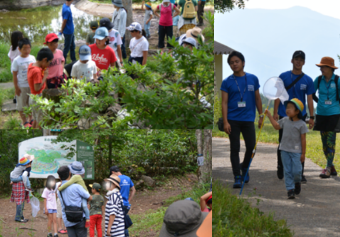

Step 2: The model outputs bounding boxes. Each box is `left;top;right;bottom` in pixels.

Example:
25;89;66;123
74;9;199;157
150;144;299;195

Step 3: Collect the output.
129;36;149;58
11;55;36;88
71;60;97;82
108;29;122;58
8;46;20;63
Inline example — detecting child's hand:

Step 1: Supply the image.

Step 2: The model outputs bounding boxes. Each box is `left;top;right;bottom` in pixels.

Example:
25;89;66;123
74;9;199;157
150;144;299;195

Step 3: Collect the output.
44;68;49;78
45;209;48;215
264;109;271;117
15;87;21;96
26;163;31;168
300;154;305;163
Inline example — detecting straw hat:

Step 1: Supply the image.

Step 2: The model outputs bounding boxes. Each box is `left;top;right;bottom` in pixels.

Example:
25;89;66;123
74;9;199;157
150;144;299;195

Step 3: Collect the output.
186;27;205;42
105;175;121;189
316;57;338;69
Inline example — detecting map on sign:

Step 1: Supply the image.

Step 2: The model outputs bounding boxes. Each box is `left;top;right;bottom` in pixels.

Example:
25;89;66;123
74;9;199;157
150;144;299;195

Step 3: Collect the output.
19;136;76;179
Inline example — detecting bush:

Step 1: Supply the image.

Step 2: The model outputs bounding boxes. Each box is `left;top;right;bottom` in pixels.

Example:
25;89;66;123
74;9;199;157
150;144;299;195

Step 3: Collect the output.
213;180;293;237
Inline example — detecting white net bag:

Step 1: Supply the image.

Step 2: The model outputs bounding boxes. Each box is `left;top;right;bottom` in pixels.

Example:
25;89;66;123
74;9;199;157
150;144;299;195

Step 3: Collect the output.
30;196;40;217
263;77;289;104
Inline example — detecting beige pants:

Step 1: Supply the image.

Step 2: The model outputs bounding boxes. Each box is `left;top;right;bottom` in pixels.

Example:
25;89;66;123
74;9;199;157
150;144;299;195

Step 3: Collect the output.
29;94;42;124
16;87;31;111
56;198;62;218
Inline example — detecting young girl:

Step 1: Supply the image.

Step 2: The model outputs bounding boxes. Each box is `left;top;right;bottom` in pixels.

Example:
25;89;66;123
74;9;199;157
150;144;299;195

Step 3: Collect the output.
42;175;58;237
265;98;308;199
126;22;149;66
144;2;153;39
44;33;66;89
8;31;23;103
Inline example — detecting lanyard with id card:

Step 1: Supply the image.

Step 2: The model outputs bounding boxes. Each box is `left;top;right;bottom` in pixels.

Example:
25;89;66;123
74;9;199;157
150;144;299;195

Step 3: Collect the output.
234;74;247;108
325;80;333;105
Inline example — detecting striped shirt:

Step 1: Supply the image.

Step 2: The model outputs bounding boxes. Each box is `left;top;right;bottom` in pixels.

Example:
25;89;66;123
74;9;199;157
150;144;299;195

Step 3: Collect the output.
105;189;125;237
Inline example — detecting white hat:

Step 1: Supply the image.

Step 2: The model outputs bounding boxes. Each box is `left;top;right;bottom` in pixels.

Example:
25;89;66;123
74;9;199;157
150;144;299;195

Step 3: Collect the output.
126;22;142;32
182;37;197;48
68;161;85;175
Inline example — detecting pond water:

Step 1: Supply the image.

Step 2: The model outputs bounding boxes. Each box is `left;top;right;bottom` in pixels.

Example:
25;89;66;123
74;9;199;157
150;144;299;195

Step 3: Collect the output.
0;4;102;45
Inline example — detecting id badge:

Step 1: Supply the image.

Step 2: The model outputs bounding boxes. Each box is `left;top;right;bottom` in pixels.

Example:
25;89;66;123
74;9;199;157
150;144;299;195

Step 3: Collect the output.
325;100;332;105
238;101;246;108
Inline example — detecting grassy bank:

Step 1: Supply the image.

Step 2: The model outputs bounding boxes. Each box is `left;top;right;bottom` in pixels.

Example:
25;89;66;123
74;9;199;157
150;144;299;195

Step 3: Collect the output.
212;119;340;170
213;180;293;237
129;182;210;236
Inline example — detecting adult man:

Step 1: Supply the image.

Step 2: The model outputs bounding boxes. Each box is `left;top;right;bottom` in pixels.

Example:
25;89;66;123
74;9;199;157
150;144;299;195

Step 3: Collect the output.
221;51;263;188
196;0;205;26
60;0;76;62
273;50;315;183
11;180;30;223
109;166;136;237
57;166;92;236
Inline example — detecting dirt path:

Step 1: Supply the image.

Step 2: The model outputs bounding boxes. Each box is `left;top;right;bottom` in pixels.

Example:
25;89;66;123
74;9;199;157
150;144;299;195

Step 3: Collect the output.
213;137;340;237
0;173;198;237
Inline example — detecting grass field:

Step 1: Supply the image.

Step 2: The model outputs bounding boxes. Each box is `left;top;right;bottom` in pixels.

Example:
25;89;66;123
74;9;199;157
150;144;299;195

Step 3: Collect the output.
213;180;293;237
212;121;340;170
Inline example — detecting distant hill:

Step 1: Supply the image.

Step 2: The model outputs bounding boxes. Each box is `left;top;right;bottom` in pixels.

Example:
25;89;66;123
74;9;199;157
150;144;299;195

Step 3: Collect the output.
216;6;340;88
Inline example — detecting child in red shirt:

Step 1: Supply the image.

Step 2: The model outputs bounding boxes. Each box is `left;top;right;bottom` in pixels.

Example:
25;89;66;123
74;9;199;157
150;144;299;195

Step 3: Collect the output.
27;48;54;128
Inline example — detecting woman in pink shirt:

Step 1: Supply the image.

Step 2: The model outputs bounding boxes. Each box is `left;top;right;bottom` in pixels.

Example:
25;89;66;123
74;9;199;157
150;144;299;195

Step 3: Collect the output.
154;0;180;52
44;33;66;88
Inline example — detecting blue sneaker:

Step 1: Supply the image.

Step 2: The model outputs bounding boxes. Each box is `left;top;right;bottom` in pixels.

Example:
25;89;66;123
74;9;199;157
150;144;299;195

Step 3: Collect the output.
233;175;242;188
242;168;250;183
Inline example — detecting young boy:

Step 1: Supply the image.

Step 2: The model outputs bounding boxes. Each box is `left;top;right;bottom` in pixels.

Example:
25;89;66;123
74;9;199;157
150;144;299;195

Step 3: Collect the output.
27;48;54;129
86;21;99;46
44;33;65;88
58;161;91;228
12;38;36;127
71;45;97;83
88;183;105;237
265;98;308;199
10;154;34;192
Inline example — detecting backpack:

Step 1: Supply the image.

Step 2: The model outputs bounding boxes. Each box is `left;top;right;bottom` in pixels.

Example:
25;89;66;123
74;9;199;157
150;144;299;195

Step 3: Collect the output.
182;0;196;19
314;75;340;103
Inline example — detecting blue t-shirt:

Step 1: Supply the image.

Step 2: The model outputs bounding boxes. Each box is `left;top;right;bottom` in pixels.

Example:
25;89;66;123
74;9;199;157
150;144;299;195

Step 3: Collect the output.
314;74;340;116
62;3;74;34
118;175;134;207
278;71;315;117
220;72;260;122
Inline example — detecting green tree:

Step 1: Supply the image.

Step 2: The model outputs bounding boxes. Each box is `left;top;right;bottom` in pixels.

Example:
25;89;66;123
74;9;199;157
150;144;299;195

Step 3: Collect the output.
215;0;246;13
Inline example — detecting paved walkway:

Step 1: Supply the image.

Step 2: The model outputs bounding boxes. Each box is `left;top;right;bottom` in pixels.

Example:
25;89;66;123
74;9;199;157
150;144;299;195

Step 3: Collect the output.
213;137;340;237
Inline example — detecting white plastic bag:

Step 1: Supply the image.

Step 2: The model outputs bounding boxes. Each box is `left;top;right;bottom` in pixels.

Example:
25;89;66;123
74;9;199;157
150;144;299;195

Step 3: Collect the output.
30;196;40;217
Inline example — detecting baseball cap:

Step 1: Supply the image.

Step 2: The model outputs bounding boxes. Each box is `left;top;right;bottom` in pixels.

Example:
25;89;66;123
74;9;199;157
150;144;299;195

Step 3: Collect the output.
100;18;114;31
79;45;91;61
292;50;305;60
44;33;59;45
93;27;109;40
89;182;101;191
126;22;142;32
182;37;197;48
90;21;99;30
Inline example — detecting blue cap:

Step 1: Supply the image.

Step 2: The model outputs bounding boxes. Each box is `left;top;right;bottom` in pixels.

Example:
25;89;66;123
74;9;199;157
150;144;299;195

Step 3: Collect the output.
79;45;91;61
93;27;109;40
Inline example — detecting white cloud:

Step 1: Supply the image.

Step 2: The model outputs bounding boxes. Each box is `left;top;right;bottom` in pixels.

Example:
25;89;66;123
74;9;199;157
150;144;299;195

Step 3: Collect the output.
245;0;340;20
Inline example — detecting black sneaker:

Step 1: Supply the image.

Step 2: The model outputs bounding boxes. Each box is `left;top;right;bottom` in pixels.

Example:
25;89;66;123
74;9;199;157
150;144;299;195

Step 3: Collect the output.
295;183;301;195
301;175;307;184
288;189;295;199
277;166;284;180
15;218;28;223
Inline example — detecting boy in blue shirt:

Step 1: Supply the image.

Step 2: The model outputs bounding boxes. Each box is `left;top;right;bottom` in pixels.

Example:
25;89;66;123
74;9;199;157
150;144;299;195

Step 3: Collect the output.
273;51;315;183
220;51;263;188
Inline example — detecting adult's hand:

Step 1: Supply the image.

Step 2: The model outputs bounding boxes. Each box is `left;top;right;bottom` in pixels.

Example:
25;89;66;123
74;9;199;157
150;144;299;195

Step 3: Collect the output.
198;1;201;4
308;118;314;129
258;117;264;129
15;87;21;96
224;122;231;135
59;29;63;34
300;154;305;163
273;113;279;121
106;230;111;236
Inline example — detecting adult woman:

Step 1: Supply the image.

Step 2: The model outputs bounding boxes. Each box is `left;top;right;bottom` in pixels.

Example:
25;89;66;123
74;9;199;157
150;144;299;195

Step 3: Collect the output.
89;27;117;74
112;0;127;59
104;175;125;237
313;57;340;178
126;22;149;65
154;0;180;52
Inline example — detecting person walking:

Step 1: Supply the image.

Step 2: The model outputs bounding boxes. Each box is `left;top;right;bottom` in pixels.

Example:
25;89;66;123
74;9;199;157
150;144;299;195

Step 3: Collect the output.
273;51;315;183
196;0;205;26
112;0;127;59
313;57;340;178
109;166;136;237
60;0;76;62
220;51;263;189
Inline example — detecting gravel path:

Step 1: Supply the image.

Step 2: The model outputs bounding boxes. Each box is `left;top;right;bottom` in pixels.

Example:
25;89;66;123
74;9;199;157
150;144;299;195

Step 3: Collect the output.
213;137;340;237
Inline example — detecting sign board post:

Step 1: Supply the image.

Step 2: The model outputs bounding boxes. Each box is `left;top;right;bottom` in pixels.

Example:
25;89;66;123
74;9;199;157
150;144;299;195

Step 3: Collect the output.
76;140;94;180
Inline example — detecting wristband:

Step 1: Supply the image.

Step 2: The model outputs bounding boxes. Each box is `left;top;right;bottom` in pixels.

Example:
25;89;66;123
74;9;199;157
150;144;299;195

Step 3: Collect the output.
310;116;315;119
259;113;264;118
